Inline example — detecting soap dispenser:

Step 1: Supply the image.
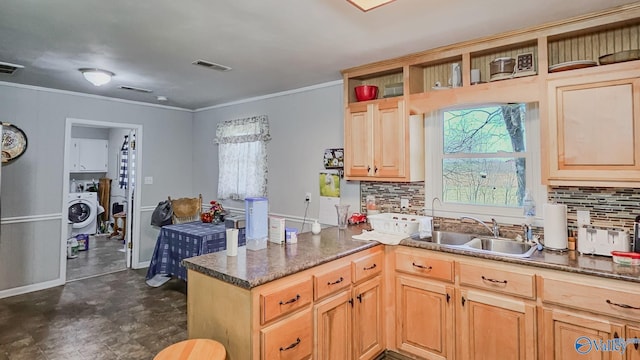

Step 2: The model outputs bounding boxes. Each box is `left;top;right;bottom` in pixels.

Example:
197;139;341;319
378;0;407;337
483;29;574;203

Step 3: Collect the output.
311;220;321;235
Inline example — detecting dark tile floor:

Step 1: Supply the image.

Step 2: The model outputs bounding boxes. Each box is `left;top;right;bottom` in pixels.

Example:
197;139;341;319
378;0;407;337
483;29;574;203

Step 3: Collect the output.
0;269;187;360
67;234;126;281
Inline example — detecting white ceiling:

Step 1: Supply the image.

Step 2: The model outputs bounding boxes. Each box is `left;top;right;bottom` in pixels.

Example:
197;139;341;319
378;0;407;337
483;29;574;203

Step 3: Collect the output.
0;0;637;110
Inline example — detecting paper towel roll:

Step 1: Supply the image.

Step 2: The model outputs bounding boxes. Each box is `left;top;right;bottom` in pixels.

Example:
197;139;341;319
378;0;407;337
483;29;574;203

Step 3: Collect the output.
226;228;239;256
543;203;568;250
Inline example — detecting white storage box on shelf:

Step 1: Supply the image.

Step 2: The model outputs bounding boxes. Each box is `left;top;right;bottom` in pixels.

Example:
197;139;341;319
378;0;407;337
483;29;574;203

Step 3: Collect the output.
368;213;426;236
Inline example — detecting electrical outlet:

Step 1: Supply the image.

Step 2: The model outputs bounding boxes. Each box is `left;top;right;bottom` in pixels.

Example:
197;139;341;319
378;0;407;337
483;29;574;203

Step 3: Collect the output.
305;192;311;203
400;198;409;209
577;210;590;227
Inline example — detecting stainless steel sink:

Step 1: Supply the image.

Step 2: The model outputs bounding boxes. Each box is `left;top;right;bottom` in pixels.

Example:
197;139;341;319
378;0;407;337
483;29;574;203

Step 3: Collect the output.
409;231;537;258
465;237;537;258
410;230;475;246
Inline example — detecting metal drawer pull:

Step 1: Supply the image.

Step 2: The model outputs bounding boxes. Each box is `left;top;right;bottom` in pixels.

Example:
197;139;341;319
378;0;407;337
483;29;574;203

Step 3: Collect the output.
363;263;377;271
606;299;640;310
412;262;432;270
327;277;344;285
280;338;301;351
279;294;300;305
481;276;508;285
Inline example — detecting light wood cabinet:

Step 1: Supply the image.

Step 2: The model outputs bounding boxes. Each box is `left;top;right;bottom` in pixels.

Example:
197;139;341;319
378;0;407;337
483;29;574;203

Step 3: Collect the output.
261;308;313;360
395;275;454;359
69;138;109;173
314;258;384;360
315;290;352;360
626;326;640;360
188;245;384;360
540;307;624;360
342;4;640;186
344;99;424;182
458;289;537;360
544;67;640;185
353;275;384;360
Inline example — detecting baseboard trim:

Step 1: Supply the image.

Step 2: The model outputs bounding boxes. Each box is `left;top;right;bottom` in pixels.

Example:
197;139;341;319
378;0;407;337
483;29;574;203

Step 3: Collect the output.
0;278;64;300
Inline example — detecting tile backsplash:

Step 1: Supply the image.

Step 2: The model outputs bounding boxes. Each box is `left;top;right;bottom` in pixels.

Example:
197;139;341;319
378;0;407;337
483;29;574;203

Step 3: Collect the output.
360;182;425;214
549;186;640;232
360;182;640;235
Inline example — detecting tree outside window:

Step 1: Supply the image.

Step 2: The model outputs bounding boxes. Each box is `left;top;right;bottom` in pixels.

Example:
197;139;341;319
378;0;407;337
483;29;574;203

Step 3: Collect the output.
441;104;527;207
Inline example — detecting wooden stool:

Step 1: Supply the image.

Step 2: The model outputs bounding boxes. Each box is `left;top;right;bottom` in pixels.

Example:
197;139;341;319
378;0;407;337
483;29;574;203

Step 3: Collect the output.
111;212;127;240
154;339;226;360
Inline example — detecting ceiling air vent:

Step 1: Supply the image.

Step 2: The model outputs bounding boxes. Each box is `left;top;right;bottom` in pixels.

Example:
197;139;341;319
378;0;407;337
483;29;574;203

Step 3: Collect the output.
118;85;153;93
192;59;232;72
0;61;24;75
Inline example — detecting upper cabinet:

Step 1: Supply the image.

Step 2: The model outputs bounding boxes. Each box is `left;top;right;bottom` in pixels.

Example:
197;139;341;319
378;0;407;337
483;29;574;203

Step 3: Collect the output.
545;67;640;185
341;3;640;185
69;138;109;173
344;100;425;182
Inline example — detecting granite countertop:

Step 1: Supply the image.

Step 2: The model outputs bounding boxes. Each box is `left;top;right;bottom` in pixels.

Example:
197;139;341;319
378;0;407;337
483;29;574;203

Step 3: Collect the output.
183;224;640;289
182;224;378;289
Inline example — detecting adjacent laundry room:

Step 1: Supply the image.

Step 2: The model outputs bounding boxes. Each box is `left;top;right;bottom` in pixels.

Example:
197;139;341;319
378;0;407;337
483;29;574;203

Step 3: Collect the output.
66;124;136;281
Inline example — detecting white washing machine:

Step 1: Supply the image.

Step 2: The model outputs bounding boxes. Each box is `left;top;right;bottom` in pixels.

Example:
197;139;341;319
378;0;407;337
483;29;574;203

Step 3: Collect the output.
68;192;98;235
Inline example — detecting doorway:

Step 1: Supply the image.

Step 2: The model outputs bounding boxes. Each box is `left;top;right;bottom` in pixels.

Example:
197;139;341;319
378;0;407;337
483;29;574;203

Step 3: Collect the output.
61;118;143;282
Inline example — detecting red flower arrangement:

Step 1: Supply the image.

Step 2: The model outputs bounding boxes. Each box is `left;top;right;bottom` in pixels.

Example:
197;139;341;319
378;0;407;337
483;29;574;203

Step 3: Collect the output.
201;200;226;223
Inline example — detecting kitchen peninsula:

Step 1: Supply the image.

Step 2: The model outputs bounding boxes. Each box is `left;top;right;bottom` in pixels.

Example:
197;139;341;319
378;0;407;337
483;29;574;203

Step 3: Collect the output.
184;225;640;360
183;225;385;360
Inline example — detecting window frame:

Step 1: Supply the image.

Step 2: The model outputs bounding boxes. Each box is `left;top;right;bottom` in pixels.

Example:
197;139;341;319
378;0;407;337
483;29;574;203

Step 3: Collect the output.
425;103;546;226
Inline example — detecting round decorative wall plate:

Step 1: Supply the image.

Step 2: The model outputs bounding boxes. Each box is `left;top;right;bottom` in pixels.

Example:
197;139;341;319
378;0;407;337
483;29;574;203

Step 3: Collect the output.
2;122;28;164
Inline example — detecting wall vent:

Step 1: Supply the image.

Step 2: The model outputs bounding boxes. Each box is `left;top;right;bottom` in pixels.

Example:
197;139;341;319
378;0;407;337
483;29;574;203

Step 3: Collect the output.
192;59;232;72
0;61;24;75
118;85;153;93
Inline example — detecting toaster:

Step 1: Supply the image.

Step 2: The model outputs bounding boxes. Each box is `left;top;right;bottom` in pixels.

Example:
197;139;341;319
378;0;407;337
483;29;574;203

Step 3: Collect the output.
577;227;629;256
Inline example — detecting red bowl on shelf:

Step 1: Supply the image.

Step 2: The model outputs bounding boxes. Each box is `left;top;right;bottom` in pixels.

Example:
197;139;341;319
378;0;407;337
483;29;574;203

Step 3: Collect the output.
354;85;378;101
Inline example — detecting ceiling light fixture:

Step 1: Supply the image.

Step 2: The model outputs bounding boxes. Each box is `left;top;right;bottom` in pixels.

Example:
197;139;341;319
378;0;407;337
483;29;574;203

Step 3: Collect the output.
347;0;395;11
78;68;115;86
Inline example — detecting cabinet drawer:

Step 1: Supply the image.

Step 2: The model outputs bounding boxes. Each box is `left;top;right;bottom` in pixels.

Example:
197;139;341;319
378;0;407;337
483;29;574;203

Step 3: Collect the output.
261;277;313;324
261;308;312;360
352;250;383;283
541;277;640;322
314;263;351;301
395;251;453;282
458;262;535;299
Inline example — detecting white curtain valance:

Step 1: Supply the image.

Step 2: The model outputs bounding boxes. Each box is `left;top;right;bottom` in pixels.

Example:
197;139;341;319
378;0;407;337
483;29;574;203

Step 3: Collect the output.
215;115;271;144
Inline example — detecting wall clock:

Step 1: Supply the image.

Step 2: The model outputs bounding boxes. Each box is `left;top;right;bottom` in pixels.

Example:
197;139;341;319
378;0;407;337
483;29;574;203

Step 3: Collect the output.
2;122;28;164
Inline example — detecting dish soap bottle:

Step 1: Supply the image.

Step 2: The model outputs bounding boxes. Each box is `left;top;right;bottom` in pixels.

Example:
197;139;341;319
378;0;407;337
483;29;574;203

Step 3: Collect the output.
311;220;321;235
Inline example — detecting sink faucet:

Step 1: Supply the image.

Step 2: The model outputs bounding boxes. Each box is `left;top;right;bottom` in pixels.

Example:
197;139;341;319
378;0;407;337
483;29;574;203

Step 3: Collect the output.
431;197;442;233
460;216;500;238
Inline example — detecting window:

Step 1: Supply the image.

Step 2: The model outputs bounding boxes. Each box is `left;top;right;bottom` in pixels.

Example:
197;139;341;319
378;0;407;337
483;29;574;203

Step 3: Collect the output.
215;115;271;200
427;103;543;220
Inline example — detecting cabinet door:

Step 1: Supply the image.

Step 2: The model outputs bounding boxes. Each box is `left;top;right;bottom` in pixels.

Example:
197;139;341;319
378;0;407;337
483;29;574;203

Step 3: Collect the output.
345;103;373;177
373;101;405;178
314;290;352;360
77;139;109;172
626;325;640;360
353;275;384;360
396;275;454;360
541;307;624;360
546;74;640;183
459;289;536;360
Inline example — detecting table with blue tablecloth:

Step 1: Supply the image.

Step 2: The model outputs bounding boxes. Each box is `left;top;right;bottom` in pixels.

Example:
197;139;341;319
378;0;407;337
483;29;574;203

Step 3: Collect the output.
145;221;246;287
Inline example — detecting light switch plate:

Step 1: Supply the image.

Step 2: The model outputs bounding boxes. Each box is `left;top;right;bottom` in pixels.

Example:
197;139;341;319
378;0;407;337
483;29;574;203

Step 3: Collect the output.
577;210;590;227
144;176;153;185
